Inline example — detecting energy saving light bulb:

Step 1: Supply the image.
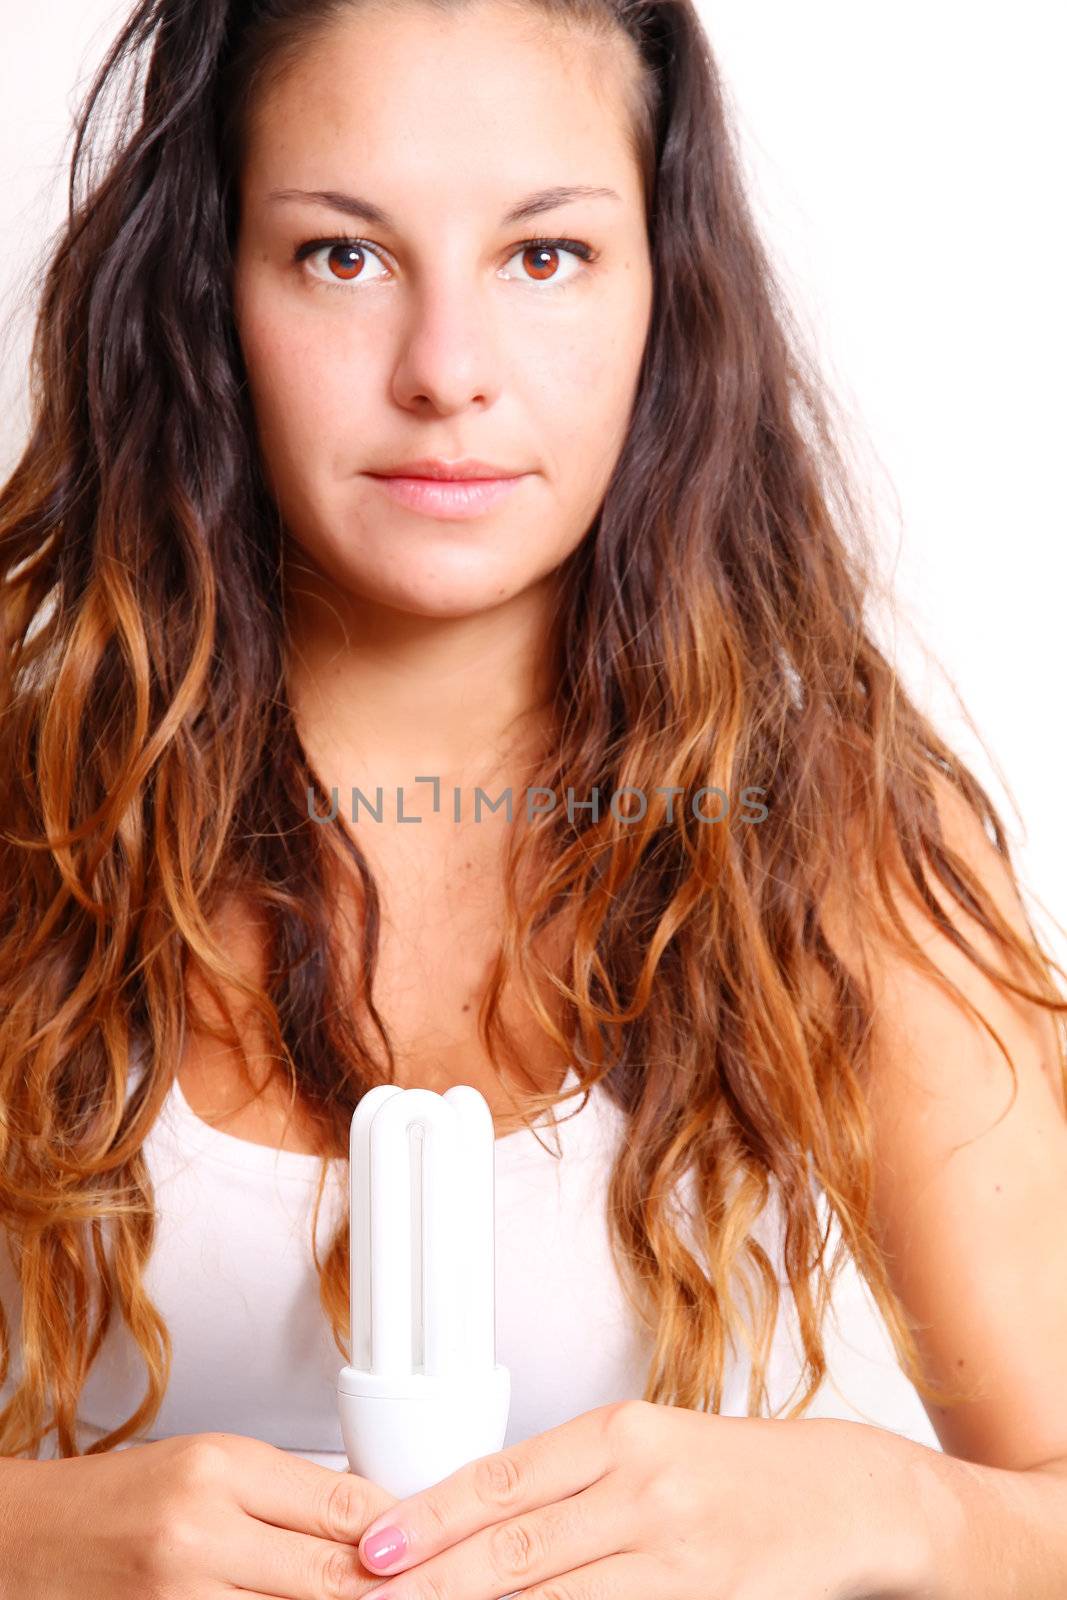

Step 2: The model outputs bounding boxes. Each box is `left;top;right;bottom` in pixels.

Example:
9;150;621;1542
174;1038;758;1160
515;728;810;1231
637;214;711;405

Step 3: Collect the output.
337;1081;512;1498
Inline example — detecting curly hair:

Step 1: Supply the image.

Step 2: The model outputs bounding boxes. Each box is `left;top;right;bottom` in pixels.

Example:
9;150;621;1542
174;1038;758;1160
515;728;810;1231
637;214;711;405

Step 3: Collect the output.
2;0;1065;1459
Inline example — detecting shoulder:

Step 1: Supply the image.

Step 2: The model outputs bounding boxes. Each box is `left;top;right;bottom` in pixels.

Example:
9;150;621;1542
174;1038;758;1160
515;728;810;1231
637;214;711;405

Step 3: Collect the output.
821;767;1065;1119
818;769;1067;1467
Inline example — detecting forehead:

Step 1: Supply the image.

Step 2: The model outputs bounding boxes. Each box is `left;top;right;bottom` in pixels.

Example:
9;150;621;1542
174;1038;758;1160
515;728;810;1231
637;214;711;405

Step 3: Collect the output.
240;0;643;201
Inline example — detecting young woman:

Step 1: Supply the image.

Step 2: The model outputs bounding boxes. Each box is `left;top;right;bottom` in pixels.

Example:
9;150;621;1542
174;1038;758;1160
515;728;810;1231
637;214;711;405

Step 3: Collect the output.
2;0;1066;1596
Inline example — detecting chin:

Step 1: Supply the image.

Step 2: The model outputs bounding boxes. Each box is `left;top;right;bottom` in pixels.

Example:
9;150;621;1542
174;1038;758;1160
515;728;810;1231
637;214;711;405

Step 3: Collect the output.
348;552;538;617
383;583;525;620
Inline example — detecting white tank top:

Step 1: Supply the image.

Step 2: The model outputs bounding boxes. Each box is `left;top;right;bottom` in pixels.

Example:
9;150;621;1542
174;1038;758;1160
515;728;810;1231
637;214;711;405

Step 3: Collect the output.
1;1055;941;1465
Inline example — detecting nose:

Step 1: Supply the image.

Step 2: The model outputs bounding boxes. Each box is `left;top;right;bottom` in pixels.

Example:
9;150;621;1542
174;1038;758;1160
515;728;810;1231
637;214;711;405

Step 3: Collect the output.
387;272;504;415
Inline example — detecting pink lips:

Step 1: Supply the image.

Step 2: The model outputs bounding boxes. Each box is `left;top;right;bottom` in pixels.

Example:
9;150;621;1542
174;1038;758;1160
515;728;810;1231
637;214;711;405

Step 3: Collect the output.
364;472;527;519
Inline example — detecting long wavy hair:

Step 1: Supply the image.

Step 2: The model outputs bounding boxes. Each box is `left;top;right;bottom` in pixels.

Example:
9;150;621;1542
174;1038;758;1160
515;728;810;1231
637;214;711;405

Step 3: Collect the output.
2;0;1065;1461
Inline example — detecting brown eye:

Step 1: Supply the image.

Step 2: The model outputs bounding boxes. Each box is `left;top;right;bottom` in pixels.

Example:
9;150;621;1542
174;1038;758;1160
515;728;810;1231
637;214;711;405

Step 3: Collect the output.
500;239;589;288
521;244;562;281
299;239;388;287
325;243;367;281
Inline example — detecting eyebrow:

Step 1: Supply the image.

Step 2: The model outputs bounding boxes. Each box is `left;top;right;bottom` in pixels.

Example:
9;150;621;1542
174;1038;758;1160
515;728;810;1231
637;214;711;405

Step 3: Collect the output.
265;184;622;228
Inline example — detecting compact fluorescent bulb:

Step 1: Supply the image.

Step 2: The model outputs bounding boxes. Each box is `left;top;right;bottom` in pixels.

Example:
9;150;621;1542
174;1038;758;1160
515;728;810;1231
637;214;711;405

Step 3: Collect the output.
337;1082;511;1497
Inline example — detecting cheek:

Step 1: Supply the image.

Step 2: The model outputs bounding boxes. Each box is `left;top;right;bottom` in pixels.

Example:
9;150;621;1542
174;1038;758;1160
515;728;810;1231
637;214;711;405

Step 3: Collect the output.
538;326;641;497
237;300;353;476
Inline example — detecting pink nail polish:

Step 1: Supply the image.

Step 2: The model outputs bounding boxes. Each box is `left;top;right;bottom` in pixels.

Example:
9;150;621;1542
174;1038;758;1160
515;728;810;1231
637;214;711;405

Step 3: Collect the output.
363;1525;408;1569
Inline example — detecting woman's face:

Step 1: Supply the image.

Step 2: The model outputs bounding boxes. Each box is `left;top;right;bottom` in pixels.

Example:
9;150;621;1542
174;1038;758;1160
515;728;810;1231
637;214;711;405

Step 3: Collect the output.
231;0;653;620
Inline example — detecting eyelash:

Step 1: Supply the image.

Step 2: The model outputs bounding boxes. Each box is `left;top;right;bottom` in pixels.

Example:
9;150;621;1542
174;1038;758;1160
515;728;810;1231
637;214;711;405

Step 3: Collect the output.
293;234;597;292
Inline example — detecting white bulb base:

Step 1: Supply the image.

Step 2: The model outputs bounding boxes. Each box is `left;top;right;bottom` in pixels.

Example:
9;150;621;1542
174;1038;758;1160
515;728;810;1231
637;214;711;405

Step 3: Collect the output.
337;1361;511;1498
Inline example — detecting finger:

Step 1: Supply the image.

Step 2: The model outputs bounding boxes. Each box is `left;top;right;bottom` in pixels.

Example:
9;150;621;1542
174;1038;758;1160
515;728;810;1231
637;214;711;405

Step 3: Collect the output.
358;1402;625;1576
205;1436;399;1598
518;1549;663;1600
225;1434;398;1542
365;1469;639;1600
215;1510;391;1600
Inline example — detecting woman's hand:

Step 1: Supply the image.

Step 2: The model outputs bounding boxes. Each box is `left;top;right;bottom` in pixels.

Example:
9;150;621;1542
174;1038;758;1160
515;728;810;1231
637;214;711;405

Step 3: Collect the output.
3;1429;400;1599
356;1399;932;1600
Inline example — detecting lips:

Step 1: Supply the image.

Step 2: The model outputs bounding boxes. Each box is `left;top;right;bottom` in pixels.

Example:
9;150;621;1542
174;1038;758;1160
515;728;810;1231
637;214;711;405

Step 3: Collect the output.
364;470;528;520
368;457;523;481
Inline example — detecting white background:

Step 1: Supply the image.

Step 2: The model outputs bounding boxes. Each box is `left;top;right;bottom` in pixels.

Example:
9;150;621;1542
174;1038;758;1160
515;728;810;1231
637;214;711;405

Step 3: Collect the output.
2;0;1065;967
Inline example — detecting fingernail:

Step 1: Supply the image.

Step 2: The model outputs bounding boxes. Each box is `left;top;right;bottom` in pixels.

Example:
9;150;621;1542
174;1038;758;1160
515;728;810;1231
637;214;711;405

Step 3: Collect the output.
362;1524;408;1569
